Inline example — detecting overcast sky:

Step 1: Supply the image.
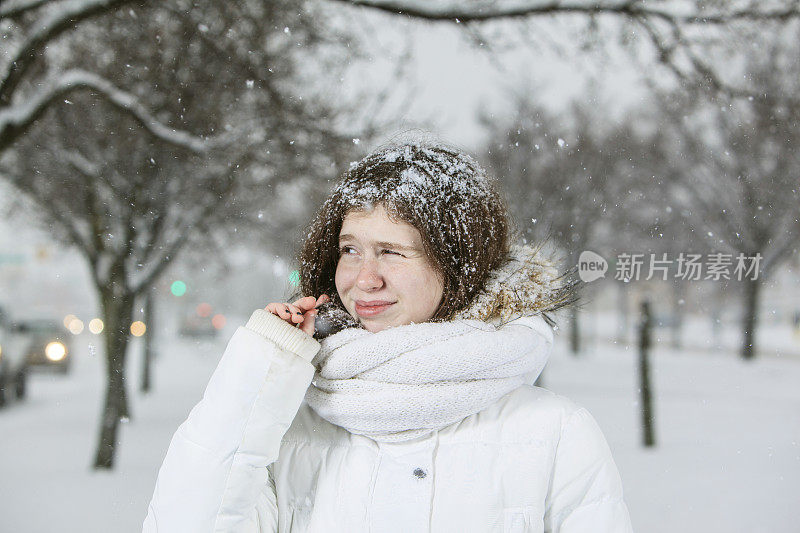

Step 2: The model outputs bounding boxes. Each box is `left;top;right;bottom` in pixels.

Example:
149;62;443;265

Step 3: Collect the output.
335;13;650;151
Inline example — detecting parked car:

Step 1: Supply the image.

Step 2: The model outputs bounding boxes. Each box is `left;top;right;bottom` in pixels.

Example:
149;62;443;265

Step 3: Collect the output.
179;314;218;338
18;319;72;374
0;308;28;408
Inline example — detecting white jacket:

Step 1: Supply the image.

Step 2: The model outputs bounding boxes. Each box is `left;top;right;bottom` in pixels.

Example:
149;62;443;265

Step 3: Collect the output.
143;311;633;533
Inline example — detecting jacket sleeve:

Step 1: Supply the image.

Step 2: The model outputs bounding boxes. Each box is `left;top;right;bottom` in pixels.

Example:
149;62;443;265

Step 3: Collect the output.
543;407;634;533
142;310;320;533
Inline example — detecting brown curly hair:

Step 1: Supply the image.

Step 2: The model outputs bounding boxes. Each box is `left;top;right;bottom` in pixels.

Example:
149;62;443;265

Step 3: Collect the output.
298;142;512;321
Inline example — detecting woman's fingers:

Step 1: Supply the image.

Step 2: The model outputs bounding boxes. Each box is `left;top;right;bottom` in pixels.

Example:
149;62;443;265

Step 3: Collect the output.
290;295;318;312
291;294;330;312
283;303;305;323
263;303;300;325
265;302;291;320
298;309;317;336
265;294;330;332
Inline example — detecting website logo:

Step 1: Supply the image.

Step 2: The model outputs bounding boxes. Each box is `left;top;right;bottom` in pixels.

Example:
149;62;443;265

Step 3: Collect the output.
578;251;608;282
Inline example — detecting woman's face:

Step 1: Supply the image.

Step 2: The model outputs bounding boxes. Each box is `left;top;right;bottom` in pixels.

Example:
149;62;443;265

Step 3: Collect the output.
335;204;444;333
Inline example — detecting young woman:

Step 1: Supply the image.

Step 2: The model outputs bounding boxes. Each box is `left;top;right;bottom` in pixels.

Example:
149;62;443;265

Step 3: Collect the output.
143;143;633;532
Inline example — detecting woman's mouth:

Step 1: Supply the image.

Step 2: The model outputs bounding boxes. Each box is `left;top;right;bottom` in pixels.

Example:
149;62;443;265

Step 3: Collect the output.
354;300;395;317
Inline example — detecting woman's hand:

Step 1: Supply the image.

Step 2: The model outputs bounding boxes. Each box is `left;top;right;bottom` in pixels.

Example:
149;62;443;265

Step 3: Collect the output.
265;294;330;336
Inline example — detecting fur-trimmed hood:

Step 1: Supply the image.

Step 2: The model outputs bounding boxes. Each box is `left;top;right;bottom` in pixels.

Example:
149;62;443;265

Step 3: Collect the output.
455;244;577;325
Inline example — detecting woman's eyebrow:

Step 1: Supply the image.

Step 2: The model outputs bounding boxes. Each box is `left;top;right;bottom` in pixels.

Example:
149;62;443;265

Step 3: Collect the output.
338;234;418;251
375;241;419;252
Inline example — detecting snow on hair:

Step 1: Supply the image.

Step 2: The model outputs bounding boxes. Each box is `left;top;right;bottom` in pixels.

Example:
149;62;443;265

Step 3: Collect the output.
298;141;512;321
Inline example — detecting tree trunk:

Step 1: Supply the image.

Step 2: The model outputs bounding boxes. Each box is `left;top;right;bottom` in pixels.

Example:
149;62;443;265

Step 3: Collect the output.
709;292;722;349
638;300;656;447
670;281;684;350
569;307;581;355
141;291;154;393
616;282;628;345
741;277;761;360
93;287;135;470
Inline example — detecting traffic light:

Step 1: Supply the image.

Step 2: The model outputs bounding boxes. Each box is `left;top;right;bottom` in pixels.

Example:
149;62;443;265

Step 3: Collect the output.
170;280;187;297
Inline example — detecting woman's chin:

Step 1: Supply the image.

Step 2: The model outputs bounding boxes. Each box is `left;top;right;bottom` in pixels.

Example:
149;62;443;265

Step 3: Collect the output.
360;318;391;333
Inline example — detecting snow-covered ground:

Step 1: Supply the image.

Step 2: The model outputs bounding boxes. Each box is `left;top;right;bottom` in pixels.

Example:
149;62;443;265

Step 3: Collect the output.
1;317;798;533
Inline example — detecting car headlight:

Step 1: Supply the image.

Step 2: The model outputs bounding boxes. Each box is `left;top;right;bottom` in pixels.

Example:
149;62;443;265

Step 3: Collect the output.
45;341;67;362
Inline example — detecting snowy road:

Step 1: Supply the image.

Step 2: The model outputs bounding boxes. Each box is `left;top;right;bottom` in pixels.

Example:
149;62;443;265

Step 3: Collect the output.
1;321;799;533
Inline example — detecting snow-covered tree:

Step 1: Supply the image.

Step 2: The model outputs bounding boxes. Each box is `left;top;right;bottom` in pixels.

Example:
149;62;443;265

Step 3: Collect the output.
1;0;360;469
482;98;652;352
0;0;212;155
658;23;800;358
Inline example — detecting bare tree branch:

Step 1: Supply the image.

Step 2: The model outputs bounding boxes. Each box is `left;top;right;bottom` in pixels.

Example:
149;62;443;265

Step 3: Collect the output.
0;0;53;18
0;168;96;259
633;13;800;102
0;69;211;152
130;227;190;295
0;0;137;105
330;0;800;101
326;0;800;25
328;0;639;23
130;172;239;295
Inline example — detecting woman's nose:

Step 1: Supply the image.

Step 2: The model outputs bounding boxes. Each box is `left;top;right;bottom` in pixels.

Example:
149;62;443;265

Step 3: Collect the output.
356;260;384;291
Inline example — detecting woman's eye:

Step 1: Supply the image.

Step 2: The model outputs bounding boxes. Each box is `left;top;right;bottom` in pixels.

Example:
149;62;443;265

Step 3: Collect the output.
381;249;402;256
339;246;356;255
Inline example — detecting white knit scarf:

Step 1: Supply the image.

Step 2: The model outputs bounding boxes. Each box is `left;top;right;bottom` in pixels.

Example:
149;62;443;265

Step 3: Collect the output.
305;314;554;442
